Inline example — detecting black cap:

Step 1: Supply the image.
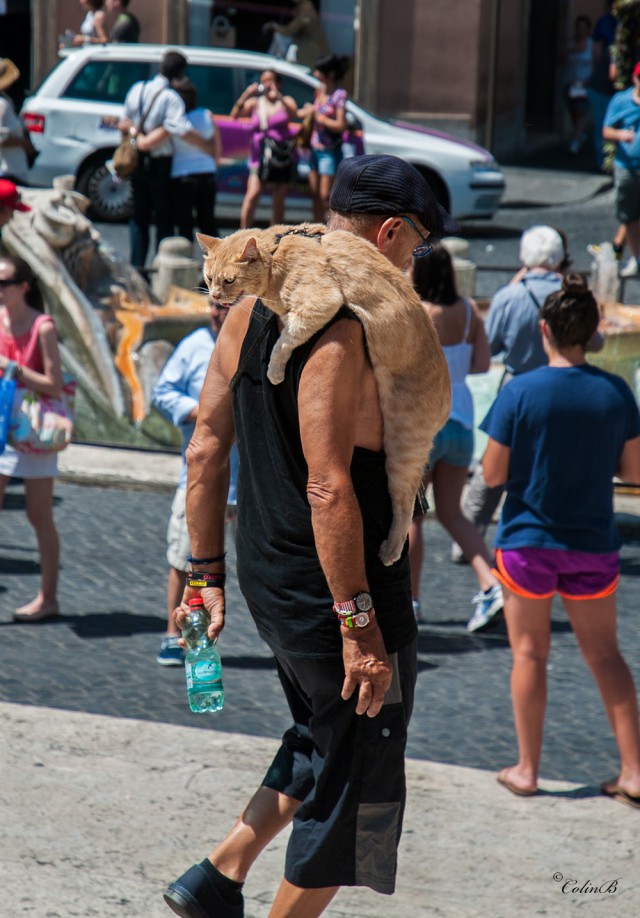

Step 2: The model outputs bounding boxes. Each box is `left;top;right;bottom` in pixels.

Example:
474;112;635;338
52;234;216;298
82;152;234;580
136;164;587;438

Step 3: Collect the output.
329;153;459;237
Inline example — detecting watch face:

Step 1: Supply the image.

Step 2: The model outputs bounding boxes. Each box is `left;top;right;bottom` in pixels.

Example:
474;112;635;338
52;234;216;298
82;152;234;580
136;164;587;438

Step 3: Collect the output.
354;611;370;628
355;592;373;612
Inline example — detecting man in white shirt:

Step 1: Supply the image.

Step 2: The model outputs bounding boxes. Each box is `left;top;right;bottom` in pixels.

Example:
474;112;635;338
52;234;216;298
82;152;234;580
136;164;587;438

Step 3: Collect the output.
118;51;192;269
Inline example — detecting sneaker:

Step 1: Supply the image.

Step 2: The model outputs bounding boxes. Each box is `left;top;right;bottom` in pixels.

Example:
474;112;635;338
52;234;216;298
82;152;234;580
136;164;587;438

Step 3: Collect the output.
466;584;504;633
620;257;639;277
157;636;184;667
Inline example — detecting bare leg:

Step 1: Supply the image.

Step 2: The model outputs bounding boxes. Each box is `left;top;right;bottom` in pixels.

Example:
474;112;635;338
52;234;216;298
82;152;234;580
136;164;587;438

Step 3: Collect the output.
270;183;288;225
307;170;323;223
614;224;626;249
564;594;640;796
269;881;339;918
241;174;263;229
16;477;59;615
166;566;186;638
431;463;498;592
625;220;640;260
317;174;335;222
208;786;301;883
501;586;553;791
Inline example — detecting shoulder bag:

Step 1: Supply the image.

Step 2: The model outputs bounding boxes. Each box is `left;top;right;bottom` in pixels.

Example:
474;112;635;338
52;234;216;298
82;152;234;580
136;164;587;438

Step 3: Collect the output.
0;363;17;456
112;82;166;179
8;315;76;455
257;95;295;183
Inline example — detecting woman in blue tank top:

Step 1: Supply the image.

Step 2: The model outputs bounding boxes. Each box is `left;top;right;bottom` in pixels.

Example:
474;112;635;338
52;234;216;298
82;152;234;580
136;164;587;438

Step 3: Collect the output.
408;244;504;631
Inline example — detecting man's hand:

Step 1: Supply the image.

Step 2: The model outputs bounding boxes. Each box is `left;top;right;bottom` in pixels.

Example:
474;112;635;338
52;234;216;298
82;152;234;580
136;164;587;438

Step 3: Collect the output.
173;586;226;643
341;622;392;718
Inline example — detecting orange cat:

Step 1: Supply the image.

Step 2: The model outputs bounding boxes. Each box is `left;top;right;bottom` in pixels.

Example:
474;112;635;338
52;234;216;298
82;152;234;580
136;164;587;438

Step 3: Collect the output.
198;224;451;565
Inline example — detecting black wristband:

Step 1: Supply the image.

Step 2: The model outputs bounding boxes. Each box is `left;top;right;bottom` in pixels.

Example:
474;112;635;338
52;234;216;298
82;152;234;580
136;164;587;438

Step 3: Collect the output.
187;553;226;565
187;572;226;589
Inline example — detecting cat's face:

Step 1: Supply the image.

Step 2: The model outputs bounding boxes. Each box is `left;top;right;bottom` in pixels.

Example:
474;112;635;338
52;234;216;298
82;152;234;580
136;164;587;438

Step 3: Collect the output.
198;234;269;307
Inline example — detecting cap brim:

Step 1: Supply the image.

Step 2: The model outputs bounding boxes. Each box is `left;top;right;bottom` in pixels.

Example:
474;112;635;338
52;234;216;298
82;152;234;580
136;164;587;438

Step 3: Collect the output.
438;204;460;236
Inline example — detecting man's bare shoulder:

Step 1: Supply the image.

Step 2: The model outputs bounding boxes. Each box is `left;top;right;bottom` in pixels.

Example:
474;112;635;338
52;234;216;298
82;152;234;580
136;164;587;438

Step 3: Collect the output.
214;296;258;383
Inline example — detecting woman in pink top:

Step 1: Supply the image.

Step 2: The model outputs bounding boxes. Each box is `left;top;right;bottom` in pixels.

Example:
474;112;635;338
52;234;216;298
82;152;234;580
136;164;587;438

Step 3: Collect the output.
230;69;298;228
0;256;63;622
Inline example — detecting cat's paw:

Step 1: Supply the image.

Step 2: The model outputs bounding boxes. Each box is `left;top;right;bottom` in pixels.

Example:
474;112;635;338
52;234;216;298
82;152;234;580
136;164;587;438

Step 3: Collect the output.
267;362;286;385
378;537;403;567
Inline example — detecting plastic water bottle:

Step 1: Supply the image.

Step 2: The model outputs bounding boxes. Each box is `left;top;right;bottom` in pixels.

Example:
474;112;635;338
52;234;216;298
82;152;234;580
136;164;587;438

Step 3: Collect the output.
182;597;224;713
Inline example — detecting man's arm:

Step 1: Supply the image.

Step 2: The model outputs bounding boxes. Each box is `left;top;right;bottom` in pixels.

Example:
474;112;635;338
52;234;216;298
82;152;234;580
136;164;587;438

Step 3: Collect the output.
152;340;198;426
485;291;507;357
180;304;249;639
298;318;392;718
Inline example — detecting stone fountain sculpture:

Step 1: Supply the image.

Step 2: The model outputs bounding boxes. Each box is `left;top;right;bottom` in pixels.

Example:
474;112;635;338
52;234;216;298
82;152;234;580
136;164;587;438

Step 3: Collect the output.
2;183;209;449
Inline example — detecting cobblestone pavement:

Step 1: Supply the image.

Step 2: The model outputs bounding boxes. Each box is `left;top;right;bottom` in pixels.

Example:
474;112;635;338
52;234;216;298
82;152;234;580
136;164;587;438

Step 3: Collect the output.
1;479;639;785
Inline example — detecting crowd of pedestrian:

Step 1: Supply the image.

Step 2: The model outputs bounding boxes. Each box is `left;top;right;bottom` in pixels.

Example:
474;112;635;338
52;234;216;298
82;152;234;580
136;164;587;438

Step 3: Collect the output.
3;8;640;916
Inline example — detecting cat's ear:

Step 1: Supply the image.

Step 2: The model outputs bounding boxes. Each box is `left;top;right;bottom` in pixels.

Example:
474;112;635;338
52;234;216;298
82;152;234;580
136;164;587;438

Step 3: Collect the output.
240;238;260;262
196;233;220;254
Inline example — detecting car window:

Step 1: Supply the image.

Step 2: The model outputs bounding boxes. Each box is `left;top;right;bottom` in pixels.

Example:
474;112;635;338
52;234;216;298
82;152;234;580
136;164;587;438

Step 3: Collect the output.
62;60;152;104
186;65;236;115
278;75;315;109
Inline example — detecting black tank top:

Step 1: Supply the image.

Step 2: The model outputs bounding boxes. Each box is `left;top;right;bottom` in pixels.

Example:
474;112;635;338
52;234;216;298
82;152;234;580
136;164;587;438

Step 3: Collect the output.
231;300;416;659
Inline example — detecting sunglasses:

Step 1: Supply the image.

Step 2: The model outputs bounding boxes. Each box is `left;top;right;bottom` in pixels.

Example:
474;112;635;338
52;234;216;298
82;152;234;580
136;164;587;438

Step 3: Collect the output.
398;215;433;258
0;278;19;288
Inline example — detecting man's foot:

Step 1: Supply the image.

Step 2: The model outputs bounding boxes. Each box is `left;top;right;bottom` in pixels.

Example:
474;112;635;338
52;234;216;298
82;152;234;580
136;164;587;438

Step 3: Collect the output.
466;584;503;632
13;598;59;623
620;256;639;277
497;766;538;797
164;860;244;917
157;636;185;667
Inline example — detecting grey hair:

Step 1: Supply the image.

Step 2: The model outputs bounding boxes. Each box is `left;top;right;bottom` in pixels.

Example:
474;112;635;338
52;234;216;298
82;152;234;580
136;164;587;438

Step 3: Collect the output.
519;225;565;270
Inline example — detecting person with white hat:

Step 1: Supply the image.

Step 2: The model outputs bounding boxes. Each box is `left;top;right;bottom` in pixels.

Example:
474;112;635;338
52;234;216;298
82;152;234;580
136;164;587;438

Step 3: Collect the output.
0;58;30;185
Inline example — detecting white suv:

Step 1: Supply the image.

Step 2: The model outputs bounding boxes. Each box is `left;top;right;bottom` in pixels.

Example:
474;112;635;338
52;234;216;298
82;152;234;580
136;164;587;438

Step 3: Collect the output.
21;44;505;224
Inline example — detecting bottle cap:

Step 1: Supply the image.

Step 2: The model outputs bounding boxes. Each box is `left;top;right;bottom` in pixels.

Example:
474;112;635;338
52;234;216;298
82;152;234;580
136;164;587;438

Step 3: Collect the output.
189;597;205;608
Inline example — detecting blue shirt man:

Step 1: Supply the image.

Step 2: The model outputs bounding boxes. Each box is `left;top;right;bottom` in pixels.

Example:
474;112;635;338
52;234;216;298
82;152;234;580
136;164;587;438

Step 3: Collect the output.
152;304;238;665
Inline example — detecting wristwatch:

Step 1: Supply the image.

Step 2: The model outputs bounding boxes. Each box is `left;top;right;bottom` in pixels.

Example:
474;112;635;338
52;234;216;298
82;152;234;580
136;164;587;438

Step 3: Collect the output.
333;592;375;629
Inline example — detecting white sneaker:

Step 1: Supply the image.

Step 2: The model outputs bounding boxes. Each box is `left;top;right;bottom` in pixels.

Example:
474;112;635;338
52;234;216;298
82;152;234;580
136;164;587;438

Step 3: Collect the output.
466;584;504;632
620;257;639;277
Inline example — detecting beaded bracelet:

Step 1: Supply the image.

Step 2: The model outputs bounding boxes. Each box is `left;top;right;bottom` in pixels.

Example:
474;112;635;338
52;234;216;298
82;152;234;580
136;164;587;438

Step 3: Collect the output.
187;553;226;565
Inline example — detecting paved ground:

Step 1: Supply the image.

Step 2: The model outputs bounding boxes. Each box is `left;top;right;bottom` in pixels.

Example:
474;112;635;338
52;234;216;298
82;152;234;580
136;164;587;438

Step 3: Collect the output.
2;467;640;784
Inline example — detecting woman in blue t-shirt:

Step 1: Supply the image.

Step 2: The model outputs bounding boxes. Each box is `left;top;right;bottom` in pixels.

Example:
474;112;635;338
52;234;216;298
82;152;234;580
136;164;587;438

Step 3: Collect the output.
482;273;640;806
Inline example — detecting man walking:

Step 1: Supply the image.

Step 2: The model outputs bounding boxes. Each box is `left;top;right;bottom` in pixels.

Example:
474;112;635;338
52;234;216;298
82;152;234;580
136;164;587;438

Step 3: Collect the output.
152;299;238;667
118;51;190;269
603;61;640;276
162;154;456;918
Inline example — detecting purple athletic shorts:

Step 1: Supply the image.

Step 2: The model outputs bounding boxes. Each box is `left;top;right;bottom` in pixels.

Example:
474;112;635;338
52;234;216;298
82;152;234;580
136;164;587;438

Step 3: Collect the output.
494;548;620;600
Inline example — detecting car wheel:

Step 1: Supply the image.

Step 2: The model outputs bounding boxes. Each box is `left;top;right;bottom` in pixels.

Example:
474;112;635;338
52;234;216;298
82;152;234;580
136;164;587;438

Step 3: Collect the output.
77;154;133;223
414;167;450;213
